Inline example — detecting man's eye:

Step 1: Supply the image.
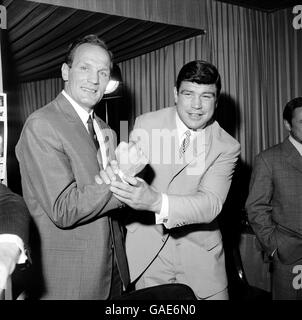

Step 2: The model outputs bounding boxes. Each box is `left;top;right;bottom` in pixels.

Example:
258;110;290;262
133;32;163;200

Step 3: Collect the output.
100;71;109;78
202;95;213;99
80;66;88;71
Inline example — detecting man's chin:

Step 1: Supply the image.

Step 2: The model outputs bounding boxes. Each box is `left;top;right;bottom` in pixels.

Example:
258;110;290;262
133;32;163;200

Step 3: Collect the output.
185;121;207;131
80;98;101;110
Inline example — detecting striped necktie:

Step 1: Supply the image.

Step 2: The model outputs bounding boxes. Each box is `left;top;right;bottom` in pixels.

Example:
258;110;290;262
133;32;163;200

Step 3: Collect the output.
179;130;191;158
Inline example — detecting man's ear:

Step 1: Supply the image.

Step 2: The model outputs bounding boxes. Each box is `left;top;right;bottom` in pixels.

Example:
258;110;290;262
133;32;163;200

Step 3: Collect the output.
61;63;69;81
284;119;292;132
174;87;178;105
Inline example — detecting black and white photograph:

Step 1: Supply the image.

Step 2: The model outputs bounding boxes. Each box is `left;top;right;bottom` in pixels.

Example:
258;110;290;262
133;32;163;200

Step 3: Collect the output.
0;0;302;310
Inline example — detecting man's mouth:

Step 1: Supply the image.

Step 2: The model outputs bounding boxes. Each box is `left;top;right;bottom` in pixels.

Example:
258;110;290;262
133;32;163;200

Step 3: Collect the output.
188;113;204;119
82;87;97;93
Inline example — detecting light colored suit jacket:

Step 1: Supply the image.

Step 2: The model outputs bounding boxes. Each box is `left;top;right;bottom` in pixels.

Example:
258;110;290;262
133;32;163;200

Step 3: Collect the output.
125;107;240;298
16;93;122;299
246;138;302;265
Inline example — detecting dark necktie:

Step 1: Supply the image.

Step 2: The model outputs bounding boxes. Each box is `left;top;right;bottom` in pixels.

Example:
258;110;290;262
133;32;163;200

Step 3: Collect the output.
109;216;130;291
87;115;99;150
179;130;191;158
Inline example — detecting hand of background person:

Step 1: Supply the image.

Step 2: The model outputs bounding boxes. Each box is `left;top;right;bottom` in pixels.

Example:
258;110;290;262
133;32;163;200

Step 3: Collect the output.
0;242;20;290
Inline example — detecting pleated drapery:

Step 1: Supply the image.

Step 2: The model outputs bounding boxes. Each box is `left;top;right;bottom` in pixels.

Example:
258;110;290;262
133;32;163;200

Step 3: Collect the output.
17;2;302;167
120;3;302;165
19;78;64;123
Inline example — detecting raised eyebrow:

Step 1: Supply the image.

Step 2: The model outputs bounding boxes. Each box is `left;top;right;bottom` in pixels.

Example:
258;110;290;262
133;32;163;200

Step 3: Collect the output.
180;89;194;93
202;92;216;96
79;62;109;71
98;68;110;73
78;62;89;67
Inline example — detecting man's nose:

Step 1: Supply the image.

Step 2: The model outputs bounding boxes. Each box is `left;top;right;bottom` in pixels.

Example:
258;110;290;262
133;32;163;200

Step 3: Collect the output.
87;71;99;84
192;95;202;108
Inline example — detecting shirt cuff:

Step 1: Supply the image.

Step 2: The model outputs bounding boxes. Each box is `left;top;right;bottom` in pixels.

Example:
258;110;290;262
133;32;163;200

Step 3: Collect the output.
155;193;169;224
0;234;27;264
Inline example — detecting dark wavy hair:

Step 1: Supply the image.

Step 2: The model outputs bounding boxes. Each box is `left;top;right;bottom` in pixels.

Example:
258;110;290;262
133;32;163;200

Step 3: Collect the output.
175;60;221;96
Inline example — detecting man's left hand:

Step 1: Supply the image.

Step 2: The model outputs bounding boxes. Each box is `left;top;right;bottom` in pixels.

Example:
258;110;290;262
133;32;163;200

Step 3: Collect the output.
110;177;162;212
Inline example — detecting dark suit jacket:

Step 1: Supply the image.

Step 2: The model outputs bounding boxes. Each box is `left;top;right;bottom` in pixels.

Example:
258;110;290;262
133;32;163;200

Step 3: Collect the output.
0;183;30;247
246;138;302;265
16;93;124;299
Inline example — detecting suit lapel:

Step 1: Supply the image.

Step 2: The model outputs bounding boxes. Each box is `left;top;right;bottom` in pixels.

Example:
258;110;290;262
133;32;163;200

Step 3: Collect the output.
55;93;116;169
282;138;302;174
162;108;182;183
55;93;96;151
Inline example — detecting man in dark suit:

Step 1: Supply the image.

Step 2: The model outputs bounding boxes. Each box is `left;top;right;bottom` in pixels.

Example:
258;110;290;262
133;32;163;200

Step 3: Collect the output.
16;35;129;299
0;183;30;292
246;97;302;300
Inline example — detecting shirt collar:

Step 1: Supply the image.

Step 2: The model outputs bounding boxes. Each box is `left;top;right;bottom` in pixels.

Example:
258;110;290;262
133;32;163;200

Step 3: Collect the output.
62;90;93;126
289;135;302;156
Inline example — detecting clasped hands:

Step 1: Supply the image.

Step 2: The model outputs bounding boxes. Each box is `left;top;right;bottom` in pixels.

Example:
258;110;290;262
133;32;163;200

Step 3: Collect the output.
95;160;162;213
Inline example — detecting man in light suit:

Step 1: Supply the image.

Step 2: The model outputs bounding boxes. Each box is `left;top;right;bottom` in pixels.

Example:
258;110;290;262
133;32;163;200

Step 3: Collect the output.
15;35;129;299
101;60;240;299
0;183;30;295
246;97;302;300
